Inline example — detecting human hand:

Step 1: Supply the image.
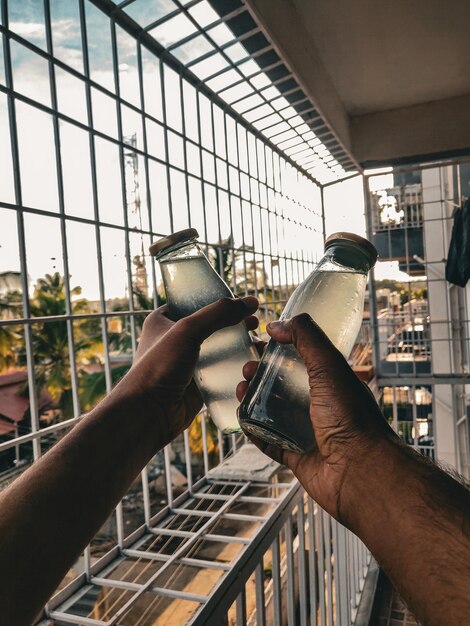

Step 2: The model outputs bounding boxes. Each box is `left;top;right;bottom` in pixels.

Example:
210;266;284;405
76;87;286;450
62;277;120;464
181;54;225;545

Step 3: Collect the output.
236;313;400;526
119;297;259;447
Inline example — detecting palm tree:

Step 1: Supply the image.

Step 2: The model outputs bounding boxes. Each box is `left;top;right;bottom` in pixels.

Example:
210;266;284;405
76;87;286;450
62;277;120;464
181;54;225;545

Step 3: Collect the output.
18;273;101;419
0;289;23;371
80;287;155;411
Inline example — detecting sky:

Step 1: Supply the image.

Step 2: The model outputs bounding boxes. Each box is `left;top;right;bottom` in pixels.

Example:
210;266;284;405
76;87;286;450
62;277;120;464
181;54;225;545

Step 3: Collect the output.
0;0;409;303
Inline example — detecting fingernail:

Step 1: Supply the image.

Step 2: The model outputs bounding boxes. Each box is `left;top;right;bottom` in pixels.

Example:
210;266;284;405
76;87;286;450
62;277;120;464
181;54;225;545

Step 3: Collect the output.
267;320;282;329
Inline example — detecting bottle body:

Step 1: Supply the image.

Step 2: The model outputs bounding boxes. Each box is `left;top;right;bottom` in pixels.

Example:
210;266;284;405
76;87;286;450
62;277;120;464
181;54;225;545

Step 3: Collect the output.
159;242;258;433
238;243;371;453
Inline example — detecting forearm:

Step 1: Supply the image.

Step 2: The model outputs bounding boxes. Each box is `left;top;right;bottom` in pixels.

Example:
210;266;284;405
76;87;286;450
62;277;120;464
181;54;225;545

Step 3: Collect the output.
344;438;470;625
0;382;163;625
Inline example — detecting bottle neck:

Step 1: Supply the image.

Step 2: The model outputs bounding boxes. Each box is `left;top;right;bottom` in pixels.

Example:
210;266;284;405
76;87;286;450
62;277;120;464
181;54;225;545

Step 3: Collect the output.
320;242;372;274
155;239;203;263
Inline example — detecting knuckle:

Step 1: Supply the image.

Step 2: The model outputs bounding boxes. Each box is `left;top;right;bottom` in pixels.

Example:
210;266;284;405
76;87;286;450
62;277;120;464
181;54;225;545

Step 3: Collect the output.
174;317;192;334
216;296;236;310
293;312;313;325
141;310;157;330
307;364;329;385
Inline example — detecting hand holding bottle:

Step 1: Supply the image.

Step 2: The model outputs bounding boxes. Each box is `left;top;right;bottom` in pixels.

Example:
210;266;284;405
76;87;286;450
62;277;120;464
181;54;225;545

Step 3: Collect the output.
126;296;259;446
237;313;398;524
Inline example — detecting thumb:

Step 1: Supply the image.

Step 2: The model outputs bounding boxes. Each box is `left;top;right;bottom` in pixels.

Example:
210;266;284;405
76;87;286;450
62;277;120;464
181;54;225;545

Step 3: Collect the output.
267;313;348;384
173;296;259;346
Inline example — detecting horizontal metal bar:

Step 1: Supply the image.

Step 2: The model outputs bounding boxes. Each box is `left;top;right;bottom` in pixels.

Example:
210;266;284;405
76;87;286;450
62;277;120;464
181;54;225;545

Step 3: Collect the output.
204;533;251;545
46;612;105;626
0;416;81;453
0;309;153;327
123;548;231;571
91;576;208;603
377;375;470;386
223;512;267;522
240;495;280;504
149;527;194;539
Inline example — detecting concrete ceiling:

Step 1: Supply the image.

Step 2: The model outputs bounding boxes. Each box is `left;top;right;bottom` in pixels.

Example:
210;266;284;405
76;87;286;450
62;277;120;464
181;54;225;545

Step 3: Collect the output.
245;0;470;169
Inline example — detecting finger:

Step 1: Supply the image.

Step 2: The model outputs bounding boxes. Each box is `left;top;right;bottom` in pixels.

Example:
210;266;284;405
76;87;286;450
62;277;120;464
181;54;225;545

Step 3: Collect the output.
244;315;259;332
253;338;267;357
236;380;249;401
244;433;302;470
141;306;173;333
242;360;259;380
174;296;259;345
267;314;343;371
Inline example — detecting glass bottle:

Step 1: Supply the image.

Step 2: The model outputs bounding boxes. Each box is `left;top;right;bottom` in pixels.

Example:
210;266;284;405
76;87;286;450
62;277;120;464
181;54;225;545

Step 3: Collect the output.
150;228;259;433
238;232;377;453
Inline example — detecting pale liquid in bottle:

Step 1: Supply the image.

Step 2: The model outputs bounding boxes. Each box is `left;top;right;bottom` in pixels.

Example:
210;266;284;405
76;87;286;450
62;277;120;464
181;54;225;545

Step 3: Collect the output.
161;255;259;433
238;269;367;452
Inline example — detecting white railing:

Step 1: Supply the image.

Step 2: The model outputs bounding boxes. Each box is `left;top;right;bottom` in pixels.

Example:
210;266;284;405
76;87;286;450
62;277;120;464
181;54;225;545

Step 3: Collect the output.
38;435;373;626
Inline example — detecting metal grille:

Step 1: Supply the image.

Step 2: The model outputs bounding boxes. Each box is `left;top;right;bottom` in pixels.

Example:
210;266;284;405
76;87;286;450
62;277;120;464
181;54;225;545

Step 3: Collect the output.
365;161;470;475
0;1;375;624
92;0;358;183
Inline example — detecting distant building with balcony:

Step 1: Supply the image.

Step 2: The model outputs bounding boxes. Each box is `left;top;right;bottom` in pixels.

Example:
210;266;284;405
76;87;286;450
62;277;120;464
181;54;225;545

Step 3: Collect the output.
371;177;425;276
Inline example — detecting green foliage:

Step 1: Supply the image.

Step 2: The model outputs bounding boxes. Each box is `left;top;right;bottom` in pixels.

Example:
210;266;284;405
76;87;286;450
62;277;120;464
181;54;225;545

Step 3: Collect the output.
80;364;131;411
16;273;102;418
0;289;23;371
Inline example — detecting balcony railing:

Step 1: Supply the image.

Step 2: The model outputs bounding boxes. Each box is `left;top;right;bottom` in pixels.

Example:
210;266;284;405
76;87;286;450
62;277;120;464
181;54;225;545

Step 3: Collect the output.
40;439;372;626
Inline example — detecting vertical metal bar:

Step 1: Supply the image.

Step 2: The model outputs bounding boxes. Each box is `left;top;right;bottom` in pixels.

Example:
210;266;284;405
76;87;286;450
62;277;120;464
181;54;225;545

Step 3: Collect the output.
179;70;192;230
236;588;247;626
195;89;209;251
255;562;266;626
320;185;327;242
392;386;398;432
110;17;137;356
348;533;359;611
201;411;210;475
297;503;308;626
222;112;238;298
307;498;318;626
353;532;360;604
164;443;173;509
412;385;418;448
285;516;296;626
271;536;282;626
363;175;382;375
136;41;158;307
43;0;81;420
217;430;224;463
141;467;151;527
334;521;350;626
183;428;193;492
79;0;112;400
323;510;333;626
235;125;249;293
315;504;326;626
2;1;41;460
159;59;174;233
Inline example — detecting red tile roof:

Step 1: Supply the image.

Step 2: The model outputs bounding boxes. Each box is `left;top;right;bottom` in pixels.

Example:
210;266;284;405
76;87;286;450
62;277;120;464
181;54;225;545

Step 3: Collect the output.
0;371;52;436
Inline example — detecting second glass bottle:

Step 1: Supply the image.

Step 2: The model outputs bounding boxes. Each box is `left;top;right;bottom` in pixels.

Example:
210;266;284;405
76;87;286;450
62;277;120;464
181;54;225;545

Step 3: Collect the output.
238;232;377;454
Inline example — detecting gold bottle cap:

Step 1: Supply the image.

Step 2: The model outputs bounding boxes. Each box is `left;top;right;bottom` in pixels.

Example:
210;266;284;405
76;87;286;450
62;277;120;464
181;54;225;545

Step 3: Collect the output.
149;228;199;257
325;232;378;267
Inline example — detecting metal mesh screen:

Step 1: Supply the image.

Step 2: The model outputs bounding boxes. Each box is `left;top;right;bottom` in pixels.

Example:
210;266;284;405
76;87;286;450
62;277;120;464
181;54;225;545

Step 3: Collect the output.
365;161;470;475
0;0;333;622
